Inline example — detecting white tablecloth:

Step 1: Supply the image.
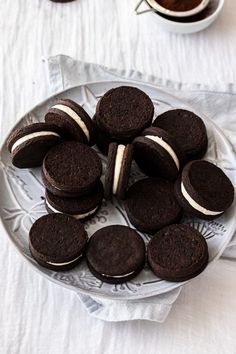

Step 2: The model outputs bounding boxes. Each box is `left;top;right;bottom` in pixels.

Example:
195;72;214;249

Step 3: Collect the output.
1;1;236;353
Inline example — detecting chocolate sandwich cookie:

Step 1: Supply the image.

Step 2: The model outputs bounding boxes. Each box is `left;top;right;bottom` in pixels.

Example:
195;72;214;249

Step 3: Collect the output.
133;127;185;181
7;123;62;168
153;109;208;160
175;160;234;220
45;99;96;145
93;115;129;155
86;225;145;284
105;143;133;200
147;224;209;282
125;178;182;234
42;141;102;197
45;181;104;221
96;86;154;141
29;214;88;271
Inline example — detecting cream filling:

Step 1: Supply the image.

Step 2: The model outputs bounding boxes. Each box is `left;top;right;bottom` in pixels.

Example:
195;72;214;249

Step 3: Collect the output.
112;145;126;195
11;131;60;153
46;199;98;219
145;135;179;170
52;104;90;141
181;182;223;216
47;254;82;266
101;271;135;279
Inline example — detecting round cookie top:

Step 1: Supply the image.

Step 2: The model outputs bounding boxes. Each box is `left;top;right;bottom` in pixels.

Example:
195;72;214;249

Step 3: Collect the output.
93;115;132;155
45;98;96;145
104;143;133;200
45;180;104;218
124;177;182;234
147;224;209;282
86;225;145;278
153;109;208;160
7;122;62;168
181;160;234;213
133;126;185;181
29;214;88;264
96;86;154;140
42;141;102;197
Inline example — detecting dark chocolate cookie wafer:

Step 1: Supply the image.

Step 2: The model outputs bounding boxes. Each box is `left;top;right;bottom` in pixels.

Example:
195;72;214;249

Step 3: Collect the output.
45;99;96;145
125;178;182;234
42;141;102;197
45;181;104;221
175;160;234;220
93;115;131;155
104;143;133;200
86;225;145;284
7;123;62;168
133;127;185;181
147;224;209;282
153;109;208;160
96;86;154;141
29;214;88;271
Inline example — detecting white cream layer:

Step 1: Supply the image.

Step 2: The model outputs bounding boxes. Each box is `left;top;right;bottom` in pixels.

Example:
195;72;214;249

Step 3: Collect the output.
52;104;90;141
181;182;223;216
11;131;60;153
145;135;179;170
112;144;126;195
102;271;135;279
46;199;98;220
47;254;82;266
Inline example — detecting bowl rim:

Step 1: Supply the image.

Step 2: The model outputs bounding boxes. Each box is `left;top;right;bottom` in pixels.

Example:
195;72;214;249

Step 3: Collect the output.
146;0;210;18
146;0;224;26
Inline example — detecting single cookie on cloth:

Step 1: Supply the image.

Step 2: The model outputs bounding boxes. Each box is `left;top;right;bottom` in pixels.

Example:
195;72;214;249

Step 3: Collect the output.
175;160;234;220
147;224;209;282
96;86;154;141
104;143;133;200
7;123;62;168
45;181;104;221
133;127;185;181
42;141;102;198
45;99;96;145
153;109;208;160
29;214;88;271
124;178;182;234
86;225;145;284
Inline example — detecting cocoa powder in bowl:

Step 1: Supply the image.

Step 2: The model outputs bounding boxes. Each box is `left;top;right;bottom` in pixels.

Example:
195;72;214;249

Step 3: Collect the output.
156;0;203;12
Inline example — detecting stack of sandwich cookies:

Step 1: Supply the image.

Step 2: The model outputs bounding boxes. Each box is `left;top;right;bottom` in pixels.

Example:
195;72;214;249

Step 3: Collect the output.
42;141;102;198
29;214;88;271
105;143;133;200
125;178;182;234
93;115;125;155
133;127;185;181
45;99;96;145
175;160;234;220
147;224;209;282
7;123;62;168
153;109;208;161
86;225;145;284
45;181;104;221
95;86;154;143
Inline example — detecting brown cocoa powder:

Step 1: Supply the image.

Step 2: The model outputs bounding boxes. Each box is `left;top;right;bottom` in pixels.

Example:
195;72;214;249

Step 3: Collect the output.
156;0;202;12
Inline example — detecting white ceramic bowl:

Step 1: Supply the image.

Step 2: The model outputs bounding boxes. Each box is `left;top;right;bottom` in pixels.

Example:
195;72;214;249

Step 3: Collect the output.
135;0;224;34
146;0;210;18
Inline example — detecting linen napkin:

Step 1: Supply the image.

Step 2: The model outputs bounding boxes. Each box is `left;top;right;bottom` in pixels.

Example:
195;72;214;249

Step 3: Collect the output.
46;55;236;322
